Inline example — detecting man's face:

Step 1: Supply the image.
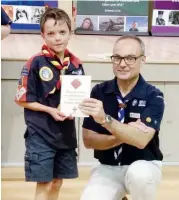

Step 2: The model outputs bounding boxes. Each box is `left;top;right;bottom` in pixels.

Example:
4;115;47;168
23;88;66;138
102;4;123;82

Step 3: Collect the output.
112;39;145;80
41;18;71;54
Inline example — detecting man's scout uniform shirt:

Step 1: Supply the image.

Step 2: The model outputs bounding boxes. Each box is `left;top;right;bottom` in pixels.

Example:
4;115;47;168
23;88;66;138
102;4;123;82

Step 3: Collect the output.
15;45;85;150
83;75;165;166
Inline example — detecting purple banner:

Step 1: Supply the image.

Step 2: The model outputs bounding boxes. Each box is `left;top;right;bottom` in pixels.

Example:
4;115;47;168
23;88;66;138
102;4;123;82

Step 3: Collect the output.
151;1;179;36
154;1;179;10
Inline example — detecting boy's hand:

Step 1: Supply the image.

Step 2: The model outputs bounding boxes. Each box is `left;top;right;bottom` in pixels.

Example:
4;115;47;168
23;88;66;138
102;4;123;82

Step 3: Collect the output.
48;108;67;121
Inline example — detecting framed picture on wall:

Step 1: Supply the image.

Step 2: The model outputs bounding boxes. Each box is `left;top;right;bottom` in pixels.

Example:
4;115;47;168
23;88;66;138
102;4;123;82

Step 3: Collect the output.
1;1;58;33
75;0;150;36
151;1;179;36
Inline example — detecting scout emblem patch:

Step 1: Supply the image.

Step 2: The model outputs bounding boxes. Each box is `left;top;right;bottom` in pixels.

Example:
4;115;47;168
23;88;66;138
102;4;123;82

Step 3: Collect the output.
132;99;138;106
39;67;53;81
146;117;152;123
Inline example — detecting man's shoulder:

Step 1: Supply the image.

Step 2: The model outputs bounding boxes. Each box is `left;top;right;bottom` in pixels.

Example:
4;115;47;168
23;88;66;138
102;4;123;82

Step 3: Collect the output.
93;79;114;91
91;79;115;99
146;82;164;100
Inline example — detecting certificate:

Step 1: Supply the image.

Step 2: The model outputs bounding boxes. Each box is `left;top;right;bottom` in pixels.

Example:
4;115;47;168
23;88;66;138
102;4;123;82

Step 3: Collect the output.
60;75;91;117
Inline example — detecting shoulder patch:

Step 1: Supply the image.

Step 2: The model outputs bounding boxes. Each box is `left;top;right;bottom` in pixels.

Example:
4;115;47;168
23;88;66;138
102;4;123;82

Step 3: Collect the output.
39;66;53;81
21;66;29;76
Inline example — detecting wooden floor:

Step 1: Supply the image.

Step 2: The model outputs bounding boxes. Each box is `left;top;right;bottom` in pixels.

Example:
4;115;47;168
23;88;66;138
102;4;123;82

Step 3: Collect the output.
1;34;179;63
2;166;179;200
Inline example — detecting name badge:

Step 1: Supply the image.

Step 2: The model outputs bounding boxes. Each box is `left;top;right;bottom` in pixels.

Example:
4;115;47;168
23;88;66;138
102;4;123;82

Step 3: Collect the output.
138;100;146;107
71;69;83;75
130;112;140;119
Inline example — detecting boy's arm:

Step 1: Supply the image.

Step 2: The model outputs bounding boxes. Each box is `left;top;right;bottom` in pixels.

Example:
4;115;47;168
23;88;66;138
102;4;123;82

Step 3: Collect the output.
15;59;67;121
16;102;66;121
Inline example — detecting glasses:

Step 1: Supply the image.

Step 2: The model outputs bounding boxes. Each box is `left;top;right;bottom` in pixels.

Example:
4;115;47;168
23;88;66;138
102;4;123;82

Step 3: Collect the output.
110;55;143;65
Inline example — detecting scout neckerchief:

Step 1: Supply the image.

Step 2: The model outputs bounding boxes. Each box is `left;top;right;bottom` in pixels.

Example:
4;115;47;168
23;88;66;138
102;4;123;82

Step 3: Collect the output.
114;95;126;164
42;45;72;89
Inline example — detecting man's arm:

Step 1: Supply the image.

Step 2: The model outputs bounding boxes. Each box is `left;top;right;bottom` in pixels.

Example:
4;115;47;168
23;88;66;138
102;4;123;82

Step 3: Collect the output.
82;128;123;150
79;95;164;149
83;119;148;150
101;118;155;149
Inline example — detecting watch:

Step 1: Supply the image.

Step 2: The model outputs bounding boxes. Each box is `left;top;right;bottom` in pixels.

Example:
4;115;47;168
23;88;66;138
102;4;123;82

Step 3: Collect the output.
101;114;113;125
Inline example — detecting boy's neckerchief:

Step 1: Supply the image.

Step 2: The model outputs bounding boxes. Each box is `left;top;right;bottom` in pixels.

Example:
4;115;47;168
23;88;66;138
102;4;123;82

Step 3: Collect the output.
42;45;71;89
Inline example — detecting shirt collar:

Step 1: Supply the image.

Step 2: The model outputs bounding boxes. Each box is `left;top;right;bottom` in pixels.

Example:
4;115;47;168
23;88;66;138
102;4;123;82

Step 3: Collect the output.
104;74;148;99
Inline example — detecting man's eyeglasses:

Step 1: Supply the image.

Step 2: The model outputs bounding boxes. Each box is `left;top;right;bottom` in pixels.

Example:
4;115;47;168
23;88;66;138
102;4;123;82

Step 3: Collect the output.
110;55;144;65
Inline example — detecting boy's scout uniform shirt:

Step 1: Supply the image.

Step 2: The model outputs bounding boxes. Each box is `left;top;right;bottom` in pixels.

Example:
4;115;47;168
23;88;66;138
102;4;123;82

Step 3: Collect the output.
83;75;165;166
15;45;85;150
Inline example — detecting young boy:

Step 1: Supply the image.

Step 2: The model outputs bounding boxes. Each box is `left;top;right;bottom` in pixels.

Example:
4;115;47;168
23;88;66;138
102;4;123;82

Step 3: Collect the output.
15;7;84;200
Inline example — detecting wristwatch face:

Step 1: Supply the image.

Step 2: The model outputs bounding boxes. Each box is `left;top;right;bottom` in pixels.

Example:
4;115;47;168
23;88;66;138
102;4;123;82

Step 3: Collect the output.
106;115;113;124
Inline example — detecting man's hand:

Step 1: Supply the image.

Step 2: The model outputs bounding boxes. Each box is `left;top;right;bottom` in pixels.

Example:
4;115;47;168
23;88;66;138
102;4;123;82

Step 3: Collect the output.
48;107;67;121
66;115;74;120
79;98;106;124
128;119;148;133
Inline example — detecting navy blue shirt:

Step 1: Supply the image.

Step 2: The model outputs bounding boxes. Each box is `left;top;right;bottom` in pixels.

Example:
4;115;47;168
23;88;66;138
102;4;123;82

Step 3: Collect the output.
15;48;85;150
83;75;164;165
1;7;12;25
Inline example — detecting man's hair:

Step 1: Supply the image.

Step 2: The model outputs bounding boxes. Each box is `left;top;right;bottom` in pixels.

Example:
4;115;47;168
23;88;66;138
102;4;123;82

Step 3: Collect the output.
40;7;71;33
114;35;145;55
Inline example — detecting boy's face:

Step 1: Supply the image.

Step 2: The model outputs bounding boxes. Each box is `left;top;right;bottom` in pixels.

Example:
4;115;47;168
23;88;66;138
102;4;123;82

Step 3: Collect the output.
42;18;71;54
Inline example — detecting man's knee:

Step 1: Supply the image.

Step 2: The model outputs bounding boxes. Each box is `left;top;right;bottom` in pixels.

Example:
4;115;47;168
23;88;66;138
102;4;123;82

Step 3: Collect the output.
126;161;154;190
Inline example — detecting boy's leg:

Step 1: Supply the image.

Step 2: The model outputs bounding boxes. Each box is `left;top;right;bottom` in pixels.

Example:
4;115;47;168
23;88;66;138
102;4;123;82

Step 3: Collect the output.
124;160;162;200
53;148;78;179
47;148;78;200
24;129;56;200
48;179;63;200
35;179;63;200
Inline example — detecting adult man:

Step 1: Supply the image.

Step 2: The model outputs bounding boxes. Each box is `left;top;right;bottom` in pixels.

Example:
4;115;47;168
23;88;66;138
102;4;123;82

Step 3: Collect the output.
1;7;11;39
79;35;164;200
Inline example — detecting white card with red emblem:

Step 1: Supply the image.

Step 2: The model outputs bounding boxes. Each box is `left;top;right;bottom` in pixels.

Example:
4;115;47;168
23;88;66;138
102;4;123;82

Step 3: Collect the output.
60;75;91;117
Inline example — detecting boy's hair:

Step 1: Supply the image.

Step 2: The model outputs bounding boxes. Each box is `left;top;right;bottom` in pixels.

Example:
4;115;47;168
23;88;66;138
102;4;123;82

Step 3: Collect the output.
40;7;71;33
